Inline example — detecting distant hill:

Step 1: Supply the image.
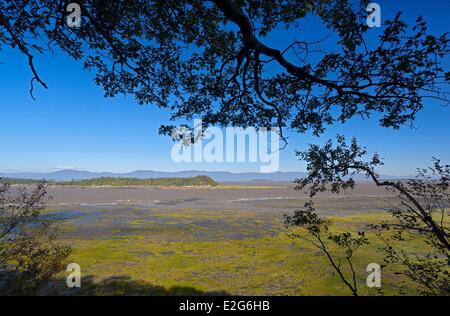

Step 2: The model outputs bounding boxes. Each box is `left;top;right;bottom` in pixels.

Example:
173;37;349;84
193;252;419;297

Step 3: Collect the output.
1;169;404;182
3;175;218;187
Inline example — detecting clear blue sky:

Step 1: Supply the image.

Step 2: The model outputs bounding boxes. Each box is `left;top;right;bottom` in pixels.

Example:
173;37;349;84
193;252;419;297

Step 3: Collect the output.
0;0;449;175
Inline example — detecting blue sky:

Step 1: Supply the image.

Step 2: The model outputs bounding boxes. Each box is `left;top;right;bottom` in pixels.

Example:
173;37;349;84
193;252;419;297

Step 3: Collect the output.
0;0;449;175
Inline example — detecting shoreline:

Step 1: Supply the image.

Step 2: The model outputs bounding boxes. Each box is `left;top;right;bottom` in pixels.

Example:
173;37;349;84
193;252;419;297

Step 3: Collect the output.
11;184;286;190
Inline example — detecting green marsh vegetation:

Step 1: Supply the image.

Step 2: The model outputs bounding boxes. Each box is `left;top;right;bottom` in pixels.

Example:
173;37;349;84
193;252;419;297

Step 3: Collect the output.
55;209;441;296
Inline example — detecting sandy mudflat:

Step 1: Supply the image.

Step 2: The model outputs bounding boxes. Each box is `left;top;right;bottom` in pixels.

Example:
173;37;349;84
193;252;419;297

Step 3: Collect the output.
46;181;396;214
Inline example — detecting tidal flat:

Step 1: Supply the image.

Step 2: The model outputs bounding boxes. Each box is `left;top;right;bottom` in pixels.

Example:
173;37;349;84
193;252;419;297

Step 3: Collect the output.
43;182;431;295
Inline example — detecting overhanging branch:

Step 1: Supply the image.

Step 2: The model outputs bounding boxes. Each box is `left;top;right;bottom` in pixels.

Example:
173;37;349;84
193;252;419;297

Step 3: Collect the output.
0;11;48;99
211;0;341;91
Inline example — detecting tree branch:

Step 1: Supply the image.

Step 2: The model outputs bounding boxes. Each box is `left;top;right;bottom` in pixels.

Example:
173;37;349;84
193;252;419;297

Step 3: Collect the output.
0;11;48;99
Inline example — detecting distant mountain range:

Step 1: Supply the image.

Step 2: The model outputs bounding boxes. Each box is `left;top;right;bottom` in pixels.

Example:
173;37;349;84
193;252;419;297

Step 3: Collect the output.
0;169;405;182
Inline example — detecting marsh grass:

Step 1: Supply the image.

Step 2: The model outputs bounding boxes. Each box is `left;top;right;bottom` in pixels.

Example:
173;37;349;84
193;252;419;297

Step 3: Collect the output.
47;208;446;296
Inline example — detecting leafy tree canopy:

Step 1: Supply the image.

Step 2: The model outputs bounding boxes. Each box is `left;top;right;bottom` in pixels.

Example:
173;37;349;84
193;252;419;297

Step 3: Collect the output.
0;0;448;141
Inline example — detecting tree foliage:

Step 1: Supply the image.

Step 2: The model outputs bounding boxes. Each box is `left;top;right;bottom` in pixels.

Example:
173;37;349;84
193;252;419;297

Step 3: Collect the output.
0;180;71;295
284;201;369;296
0;0;448;141
296;136;449;295
4;175;218;187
